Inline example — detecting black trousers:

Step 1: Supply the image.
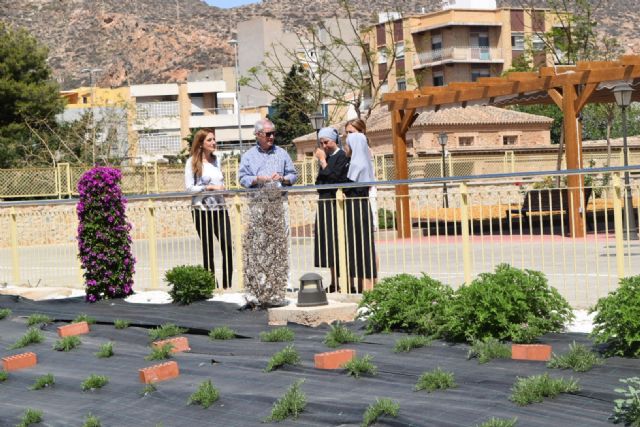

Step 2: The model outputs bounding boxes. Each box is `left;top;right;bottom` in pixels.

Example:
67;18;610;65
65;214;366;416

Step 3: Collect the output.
344;187;377;279
192;208;233;289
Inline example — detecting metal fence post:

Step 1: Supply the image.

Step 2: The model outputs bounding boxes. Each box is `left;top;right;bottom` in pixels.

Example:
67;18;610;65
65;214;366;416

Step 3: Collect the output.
612;173;625;279
153;161;159;193
146;200;160;289
9;208;20;284
233;194;244;290
460;182;472;285
335;189;349;293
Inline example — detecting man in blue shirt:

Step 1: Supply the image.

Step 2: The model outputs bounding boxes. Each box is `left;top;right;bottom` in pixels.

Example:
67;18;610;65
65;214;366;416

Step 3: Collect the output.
239;119;297;188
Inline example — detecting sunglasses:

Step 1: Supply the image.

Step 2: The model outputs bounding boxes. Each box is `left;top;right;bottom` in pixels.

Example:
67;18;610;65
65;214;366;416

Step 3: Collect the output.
262;131;276;137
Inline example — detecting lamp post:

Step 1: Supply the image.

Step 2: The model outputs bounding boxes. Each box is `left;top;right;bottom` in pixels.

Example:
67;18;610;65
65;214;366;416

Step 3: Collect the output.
438;132;449;208
309;112;325;146
81;67;103;165
613;82;638;240
228;39;243;154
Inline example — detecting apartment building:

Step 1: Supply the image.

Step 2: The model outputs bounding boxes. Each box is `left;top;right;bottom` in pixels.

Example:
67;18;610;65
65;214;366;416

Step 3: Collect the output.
368;0;559;92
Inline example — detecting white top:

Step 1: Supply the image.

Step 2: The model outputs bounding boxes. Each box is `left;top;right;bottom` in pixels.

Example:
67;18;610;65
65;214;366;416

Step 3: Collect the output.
184;156;226;210
346;133;375;183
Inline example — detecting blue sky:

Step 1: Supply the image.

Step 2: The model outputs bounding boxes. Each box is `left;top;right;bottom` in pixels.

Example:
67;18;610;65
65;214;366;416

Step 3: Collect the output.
204;0;260;8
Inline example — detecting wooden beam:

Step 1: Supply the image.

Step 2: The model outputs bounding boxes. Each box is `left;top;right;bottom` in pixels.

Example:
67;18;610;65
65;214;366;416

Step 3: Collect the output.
391;109;411;238
400;109;418;135
547;88;563;108
575;83;598;113
563;83;585;238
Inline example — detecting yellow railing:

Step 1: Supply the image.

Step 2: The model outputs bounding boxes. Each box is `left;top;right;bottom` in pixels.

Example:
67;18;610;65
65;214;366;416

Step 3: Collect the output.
1;166;640;308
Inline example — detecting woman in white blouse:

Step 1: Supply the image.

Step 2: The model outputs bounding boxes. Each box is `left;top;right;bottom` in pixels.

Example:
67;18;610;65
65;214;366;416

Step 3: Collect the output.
184;128;233;289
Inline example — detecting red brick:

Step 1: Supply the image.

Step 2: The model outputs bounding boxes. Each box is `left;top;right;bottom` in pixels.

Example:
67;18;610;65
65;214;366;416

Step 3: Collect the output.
314;349;356;369
2;352;37;372
511;344;552;361
139;361;180;384
152;336;190;354
57;321;90;338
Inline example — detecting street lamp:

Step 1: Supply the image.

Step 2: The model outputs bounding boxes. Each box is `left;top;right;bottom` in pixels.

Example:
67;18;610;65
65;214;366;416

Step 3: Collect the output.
309;111;325;146
613;82;638;240
228;39;243;153
438;131;449;208
81;68;103;165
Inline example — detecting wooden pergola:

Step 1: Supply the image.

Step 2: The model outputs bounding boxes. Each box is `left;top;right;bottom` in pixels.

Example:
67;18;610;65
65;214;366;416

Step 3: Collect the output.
383;54;640;238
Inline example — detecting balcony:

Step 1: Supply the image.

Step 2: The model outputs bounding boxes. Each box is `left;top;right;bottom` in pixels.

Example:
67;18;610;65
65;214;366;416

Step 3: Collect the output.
136;101;179;119
414;46;504;69
138;134;182;155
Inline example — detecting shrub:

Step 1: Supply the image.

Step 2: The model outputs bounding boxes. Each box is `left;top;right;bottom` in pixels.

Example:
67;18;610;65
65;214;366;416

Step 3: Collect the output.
265;380;306;422
476;418;518;427
165;265;215;305
415;367;456;392
96;342;114;358
0;371;7;382
9;327;44;349
394;335;431;353
0;308;12;319
188;379;220;409
30;373;55;390
260;327;295;342
17;408;43;427
265;345;301;372
145;343;174;361
467;337;511;364
114;319;130;329
591;275;640;357
362;398;400;427
324;322;362;348
81;374;109;391
509;373;580;406
358;273;452;335
53;336;82;352
343;354;377;378
611;377;640;426
83;414;101;427
73;313;96;324
140;383;157;396
547;341;602;372
209;326;236;340
378;208;396;230
442;264;573;343
77;167;135;302
148;323;187;341
26;313;52;326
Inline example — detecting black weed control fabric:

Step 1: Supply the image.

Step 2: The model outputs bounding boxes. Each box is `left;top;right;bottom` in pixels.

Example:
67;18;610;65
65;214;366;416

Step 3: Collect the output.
0;294;634;426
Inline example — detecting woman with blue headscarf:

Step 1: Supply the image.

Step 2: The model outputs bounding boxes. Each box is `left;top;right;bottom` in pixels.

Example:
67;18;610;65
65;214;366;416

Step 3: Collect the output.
314;127;350;293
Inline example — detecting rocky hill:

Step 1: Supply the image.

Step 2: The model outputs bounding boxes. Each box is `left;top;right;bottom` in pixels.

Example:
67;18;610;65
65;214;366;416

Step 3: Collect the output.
0;0;638;89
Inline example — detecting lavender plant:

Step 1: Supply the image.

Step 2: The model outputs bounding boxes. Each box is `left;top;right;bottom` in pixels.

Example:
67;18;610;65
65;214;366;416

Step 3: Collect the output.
77;167;135;302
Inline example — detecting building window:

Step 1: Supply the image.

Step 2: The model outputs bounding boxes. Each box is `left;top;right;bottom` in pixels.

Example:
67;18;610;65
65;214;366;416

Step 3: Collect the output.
503;135;518;145
377;47;388;64
433;70;444;86
376;24;386;46
532;34;545;51
459;136;474;146
471;65;490;81
395;41;405;59
431;33;442;51
393;20;403;41
511;32;525;50
82;96;88;104
397;79;406;91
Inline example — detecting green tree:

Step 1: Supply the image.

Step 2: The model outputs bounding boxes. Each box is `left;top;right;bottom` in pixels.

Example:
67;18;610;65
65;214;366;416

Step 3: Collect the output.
267;65;314;146
0;23;64;167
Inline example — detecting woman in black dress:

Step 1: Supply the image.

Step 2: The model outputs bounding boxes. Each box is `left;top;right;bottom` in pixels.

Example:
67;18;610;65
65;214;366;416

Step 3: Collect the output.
313;127;350;293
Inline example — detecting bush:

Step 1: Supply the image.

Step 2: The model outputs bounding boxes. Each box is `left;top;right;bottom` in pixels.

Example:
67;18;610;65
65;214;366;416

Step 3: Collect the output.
467;337;511;364
77;167;135;302
378;208;396;230
611;377;640;426
265;345;300;372
83;414;101;427
476;418;518;427
26;313;52;326
17;408;42;427
362;398;400;427
394;335;431;353
96;342;114;358
165;265;215;305
260;327;295;342
73;313;96;324
188;379;220;409
145;343;174;361
30;373;55;390
81;374;109;391
53;336;82;352
415;367;456;392
10;327;44;349
209;326;236;340
591;275;640;357
547;341;602;372
509;373;580;406
441;264;573;343
343;354;377;378
265;380;306;422
358;273;452;335
148;323;187;341
324;322;362;348
0;308;12;319
114;319;130;329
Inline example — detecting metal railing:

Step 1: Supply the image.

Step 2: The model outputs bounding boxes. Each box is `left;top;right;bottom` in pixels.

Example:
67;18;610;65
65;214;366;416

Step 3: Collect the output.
135;101;180;119
1;167;639;309
416;46;504;65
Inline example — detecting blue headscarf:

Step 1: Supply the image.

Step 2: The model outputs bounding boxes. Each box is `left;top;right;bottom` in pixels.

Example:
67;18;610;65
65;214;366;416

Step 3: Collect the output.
318;127;339;142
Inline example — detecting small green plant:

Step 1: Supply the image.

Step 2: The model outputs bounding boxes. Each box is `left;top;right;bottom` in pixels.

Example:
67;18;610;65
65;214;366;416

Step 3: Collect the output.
324;322;362;348
265;380;306;422
547;341;602;372
378;208;396;230
476;418;518;427
73;313;96;324
188;379;220;409
260;327;295;342
81;374;109;391
591;275;640;357
415;367;456;392
509;373;580;406
53;335;82;351
30;373;55;390
165;265;215;305
0;308;12;319
26;313;52;326
148;323;187;341
96;342;114;358
9;327;45;349
467;337;512;364
0;371;7;382
209;326;236;340
265;345;301;372
17;408;43;427
114;319;130;329
83;414;101;427
140;383;157;396
358;273;452;335
145;343;174;361
343;354;377;378
361;398;400;427
611;377;640;426
394;335;431;353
